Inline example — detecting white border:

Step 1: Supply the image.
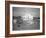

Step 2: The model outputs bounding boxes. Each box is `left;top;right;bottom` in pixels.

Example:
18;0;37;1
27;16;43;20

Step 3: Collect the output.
10;4;43;34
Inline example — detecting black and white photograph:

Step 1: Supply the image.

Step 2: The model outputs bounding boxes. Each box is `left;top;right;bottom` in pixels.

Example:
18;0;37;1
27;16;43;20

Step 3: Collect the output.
10;4;43;34
12;7;40;31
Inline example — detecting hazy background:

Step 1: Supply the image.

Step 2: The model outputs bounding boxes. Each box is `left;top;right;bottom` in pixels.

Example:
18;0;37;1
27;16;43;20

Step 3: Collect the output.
13;7;40;17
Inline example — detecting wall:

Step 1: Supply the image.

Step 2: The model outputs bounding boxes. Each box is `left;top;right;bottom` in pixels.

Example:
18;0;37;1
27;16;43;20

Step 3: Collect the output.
0;0;46;38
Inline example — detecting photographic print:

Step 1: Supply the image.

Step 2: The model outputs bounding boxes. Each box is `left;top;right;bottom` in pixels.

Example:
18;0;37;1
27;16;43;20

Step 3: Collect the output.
5;1;45;37
10;4;42;34
13;7;40;31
